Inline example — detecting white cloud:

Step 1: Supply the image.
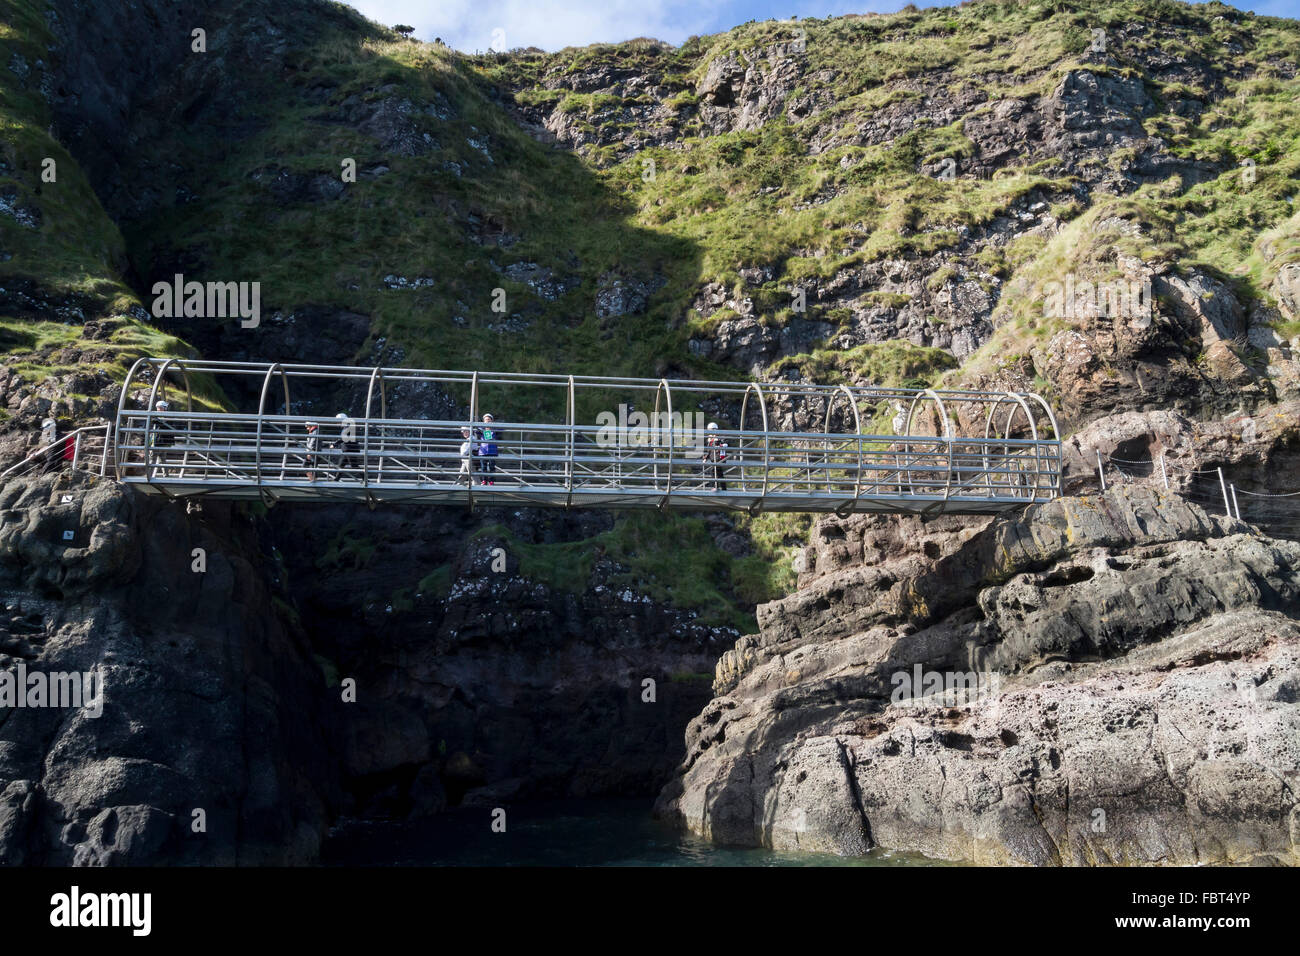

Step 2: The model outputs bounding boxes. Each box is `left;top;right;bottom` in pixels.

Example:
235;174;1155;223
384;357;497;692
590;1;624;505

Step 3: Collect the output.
345;0;725;51
346;0;1293;53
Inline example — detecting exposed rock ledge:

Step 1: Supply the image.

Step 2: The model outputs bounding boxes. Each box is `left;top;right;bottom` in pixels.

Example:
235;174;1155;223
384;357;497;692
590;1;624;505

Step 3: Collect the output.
655;486;1300;865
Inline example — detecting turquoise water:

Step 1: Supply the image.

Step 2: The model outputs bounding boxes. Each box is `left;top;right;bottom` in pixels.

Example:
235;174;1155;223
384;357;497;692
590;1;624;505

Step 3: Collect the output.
323;798;952;866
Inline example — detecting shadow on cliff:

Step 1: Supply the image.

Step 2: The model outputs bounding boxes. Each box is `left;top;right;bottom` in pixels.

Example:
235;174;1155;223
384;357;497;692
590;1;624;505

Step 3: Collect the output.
30;0;722;842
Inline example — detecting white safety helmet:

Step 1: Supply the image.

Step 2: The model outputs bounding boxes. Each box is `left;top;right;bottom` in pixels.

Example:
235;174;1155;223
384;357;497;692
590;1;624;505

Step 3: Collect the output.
306;421;319;430
482;413;494;422
156;401;169;411
335;412;349;420
707;422;718;430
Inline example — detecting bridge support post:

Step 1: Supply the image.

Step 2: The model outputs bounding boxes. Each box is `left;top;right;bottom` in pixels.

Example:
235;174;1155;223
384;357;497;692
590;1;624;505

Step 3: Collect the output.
654;379;673;508
565;375;576;508
824;384;864;512
363;366;386;508
467;371;479;512
739;382;770;511
254;363;291;506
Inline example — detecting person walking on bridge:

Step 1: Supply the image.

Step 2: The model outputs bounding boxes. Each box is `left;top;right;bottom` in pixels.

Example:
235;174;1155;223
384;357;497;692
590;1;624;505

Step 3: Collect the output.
304;421;320;481
705;421;728;492
333;412;360;481
457;426;476;486
476;413;499;486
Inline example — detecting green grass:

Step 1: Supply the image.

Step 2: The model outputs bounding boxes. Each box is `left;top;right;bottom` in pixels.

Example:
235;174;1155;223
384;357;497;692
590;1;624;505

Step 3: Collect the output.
3;0;1299;630
471;511;771;630
0;0;192;388
316;530;378;571
772;340;958;390
121;31;707;416
417;563;454;599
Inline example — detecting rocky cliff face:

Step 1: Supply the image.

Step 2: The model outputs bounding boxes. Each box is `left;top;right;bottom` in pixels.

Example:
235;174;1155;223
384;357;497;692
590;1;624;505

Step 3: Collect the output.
0;472;338;863
0;468;733;862
3;0;1300;865
494;6;1300;414
655;485;1300;864
0;0;777;861
265;502;724;815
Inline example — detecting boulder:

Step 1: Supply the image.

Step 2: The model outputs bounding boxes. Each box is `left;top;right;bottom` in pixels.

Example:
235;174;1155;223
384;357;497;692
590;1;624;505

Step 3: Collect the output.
657;486;1300;864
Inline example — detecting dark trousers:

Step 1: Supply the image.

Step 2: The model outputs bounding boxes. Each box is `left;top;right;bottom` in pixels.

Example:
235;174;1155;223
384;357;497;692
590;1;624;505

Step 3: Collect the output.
335;443;361;479
708;463;727;490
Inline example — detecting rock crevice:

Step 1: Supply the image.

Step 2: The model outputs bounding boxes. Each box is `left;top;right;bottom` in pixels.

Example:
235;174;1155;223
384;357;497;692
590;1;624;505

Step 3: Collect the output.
657;487;1300;865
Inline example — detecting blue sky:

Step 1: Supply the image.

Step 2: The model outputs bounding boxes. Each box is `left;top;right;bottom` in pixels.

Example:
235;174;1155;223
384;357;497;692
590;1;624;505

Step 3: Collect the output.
344;0;1299;52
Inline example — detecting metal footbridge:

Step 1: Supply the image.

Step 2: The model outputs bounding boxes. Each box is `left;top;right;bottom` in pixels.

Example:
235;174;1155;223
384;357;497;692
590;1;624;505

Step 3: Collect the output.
95;358;1061;515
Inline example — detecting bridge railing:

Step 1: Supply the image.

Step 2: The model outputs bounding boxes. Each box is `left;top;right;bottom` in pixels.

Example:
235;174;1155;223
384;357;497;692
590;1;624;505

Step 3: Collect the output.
112;358;1061;512
114;410;1059;506
0;424;113;484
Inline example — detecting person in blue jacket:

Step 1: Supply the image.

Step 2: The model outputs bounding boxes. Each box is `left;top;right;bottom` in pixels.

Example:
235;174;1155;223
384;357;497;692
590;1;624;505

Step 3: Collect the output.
477;413;499;486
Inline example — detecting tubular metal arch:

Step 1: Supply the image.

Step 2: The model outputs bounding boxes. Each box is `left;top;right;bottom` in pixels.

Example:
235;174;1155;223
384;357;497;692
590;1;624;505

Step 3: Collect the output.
903;388;955;512
653;378;674;507
468;371;479;511
904;388;954;440
981;392;1037;496
565;375;576;508
145;357;194;414
983;393;1038;442
1018;391;1063;496
116;356;153;479
108;358;1062;516
118;356;150;420
1020;392;1061;442
143;358;194;488
823;384;864;512
904;390;956;509
254;363;292;501
738;381;771;509
363;366;387;501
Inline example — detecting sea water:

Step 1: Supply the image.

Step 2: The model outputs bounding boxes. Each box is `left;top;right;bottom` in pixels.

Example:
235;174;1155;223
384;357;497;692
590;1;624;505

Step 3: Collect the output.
322;798;954;867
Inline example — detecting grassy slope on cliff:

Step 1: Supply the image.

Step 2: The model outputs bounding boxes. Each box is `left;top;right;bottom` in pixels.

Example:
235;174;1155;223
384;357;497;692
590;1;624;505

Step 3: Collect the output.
485;0;1299;411
0;1;188;395
1;0;1298;626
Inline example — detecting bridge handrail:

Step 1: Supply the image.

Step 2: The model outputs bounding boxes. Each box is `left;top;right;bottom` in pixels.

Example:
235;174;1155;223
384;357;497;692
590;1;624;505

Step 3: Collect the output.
117;432;1056;495
0;424;113;484
112;360;1062;513
113;410;1059;447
